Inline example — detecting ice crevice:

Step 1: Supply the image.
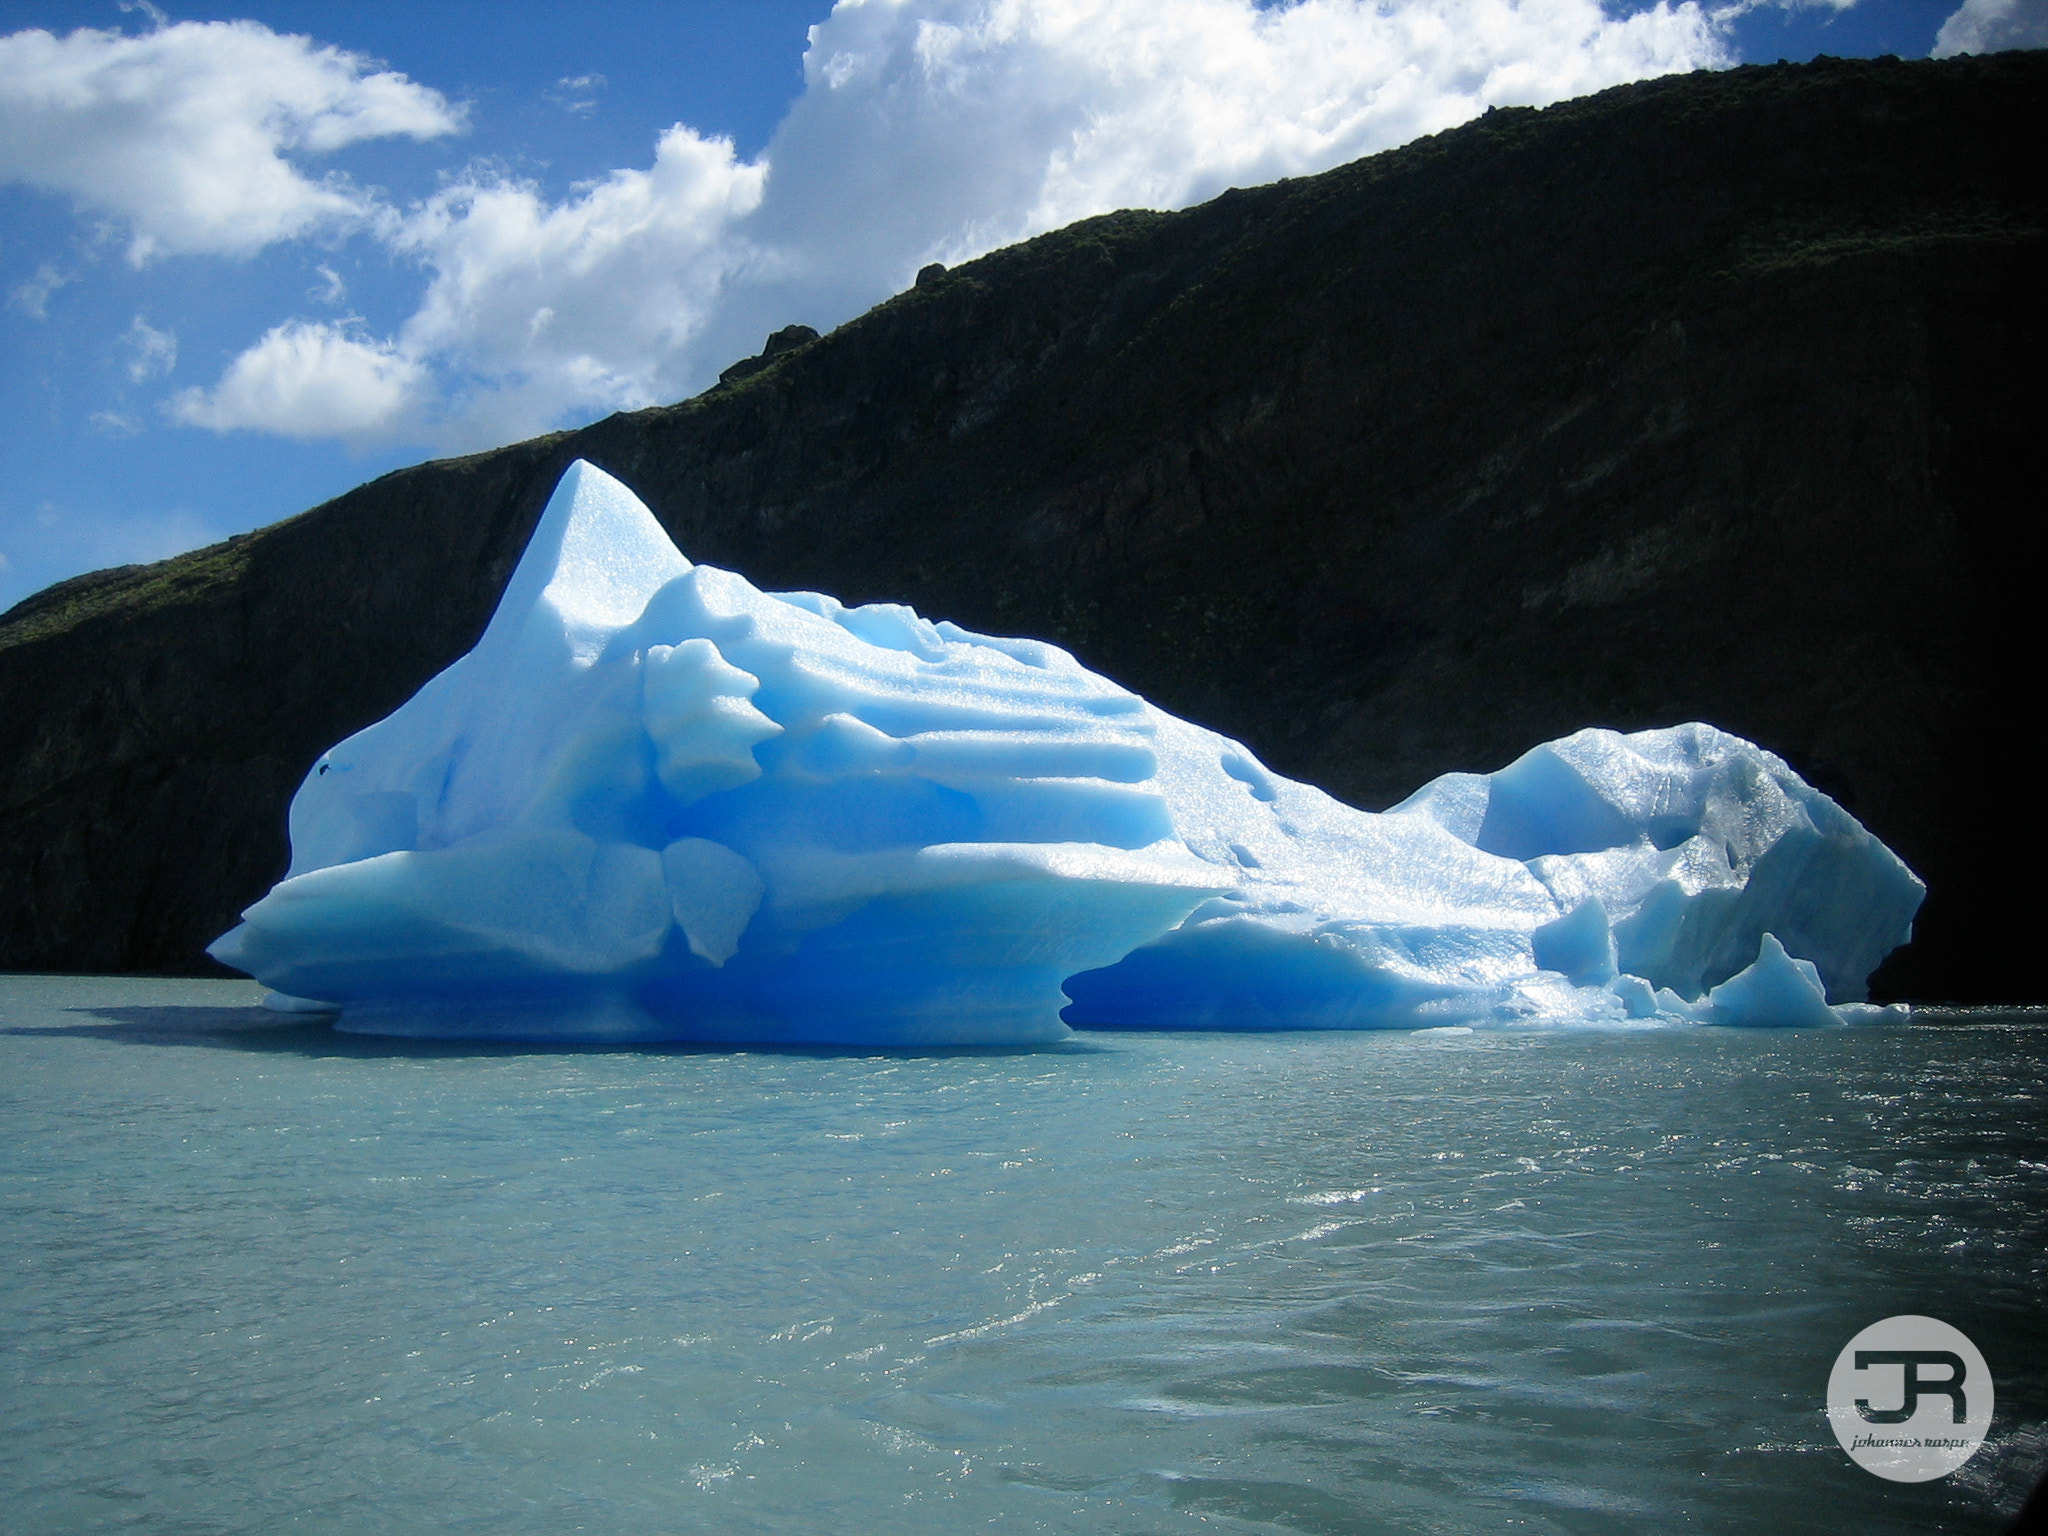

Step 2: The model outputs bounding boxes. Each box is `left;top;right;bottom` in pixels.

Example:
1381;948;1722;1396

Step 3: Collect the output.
217;461;1923;1044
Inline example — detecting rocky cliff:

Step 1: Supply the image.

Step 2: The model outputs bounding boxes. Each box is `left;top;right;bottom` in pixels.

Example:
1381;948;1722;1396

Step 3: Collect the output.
2;53;2042;1000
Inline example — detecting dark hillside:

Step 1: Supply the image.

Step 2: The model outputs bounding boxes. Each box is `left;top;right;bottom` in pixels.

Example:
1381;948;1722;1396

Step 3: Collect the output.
2;53;2042;998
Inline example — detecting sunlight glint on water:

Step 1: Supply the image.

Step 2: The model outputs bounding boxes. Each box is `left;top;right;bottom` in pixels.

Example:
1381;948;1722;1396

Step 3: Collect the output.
2;976;2043;1534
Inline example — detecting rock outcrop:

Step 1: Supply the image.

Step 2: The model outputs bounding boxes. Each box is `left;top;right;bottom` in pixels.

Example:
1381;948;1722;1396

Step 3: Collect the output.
717;324;822;386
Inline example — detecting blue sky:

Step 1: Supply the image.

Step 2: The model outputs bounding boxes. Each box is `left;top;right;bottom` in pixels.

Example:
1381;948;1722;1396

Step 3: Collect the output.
0;0;2032;612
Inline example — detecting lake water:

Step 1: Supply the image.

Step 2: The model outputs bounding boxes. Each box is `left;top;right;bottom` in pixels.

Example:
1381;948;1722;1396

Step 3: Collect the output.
3;975;2044;1535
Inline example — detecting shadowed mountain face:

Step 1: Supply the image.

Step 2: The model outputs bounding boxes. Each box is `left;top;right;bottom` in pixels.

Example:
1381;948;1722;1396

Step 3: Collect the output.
1;53;2041;1000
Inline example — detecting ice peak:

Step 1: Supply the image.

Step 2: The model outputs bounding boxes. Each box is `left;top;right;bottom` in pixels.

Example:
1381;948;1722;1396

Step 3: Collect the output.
484;459;692;665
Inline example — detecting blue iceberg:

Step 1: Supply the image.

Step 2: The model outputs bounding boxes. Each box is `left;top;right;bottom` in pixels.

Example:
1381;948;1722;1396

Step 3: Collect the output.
210;461;1923;1043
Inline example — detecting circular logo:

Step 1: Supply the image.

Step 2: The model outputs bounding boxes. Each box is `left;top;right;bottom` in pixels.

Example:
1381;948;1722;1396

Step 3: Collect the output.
1828;1315;1993;1482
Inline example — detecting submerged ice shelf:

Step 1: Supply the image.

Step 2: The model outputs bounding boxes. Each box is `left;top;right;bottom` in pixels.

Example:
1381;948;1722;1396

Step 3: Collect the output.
211;462;1924;1044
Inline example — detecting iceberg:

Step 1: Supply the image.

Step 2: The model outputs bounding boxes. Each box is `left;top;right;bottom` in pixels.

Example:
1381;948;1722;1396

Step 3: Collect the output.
211;461;1923;1044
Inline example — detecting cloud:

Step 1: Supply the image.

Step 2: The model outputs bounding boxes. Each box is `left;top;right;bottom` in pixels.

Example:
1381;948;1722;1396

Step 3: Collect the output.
762;0;1728;283
119;314;176;381
167;319;426;440
381;123;768;442
173;0;1733;450
548;72;608;115
89;409;142;436
1931;0;2048;54
0;18;463;262
8;261;74;317
310;263;347;304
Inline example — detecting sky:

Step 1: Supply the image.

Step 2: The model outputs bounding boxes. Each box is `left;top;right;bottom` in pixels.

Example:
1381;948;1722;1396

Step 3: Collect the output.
1;0;2040;613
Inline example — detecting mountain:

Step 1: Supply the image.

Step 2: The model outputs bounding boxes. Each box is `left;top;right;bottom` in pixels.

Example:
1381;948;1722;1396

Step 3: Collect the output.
2;52;2041;1000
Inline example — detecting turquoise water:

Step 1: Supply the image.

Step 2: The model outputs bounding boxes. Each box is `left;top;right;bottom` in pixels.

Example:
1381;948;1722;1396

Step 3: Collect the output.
2;975;2044;1535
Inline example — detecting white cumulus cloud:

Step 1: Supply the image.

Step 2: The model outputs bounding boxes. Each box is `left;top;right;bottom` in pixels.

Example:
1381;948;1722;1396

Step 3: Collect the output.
161;0;1735;450
0;18;463;262
763;0;1727;286
386;123;769;443
1931;0;2048;54
167;319;426;440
